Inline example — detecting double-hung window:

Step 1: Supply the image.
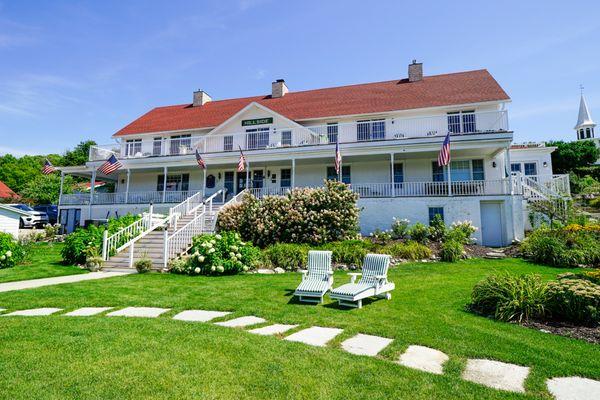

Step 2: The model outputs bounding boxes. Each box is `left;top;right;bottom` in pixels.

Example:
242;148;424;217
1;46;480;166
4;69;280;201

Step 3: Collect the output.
357;119;386;141
280;168;291;188
170;134;191;155
432;162;446;182
327;166;351;184
281;130;292;146
428;207;444;224
125;139;142;157
223;135;233;151
157;174;189;192
152;137;162;156
451;160;471;181
433;159;485;182
472;159;485;180
393;163;404;183
246;127;270;150
447;110;476;134
327;123;339;143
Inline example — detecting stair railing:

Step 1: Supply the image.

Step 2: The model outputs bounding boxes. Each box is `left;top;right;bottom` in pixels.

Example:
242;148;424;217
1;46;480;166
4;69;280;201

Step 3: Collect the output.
168;190;205;228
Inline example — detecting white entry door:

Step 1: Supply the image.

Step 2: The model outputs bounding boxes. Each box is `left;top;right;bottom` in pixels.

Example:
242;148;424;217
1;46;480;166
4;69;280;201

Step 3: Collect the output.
480;202;504;247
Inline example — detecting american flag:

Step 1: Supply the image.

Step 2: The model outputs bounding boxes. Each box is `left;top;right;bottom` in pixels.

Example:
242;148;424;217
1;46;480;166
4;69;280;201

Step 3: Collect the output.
237;147;246;172
437;132;451;166
334;141;342;175
195;149;206;169
42;159;56;175
98;154;123;175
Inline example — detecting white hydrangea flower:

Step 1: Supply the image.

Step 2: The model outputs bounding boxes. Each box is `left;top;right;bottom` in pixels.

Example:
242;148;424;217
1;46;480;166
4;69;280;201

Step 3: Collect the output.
5;251;11;258
216;265;224;273
0;255;5;261
208;248;215;254
215;234;222;240
236;253;242;258
210;266;216;272
194;267;200;274
198;256;205;262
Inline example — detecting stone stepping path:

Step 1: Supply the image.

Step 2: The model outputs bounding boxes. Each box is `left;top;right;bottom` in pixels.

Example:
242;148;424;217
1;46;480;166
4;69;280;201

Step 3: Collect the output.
341;333;393;356
64;307;113;316
4;305;600;399
214;316;266;328
248;324;298;336
462;359;529;393
284;326;343;347
106;307;170;318
173;310;231;322
398;345;449;375
0;271;133;293
547;377;600;400
3;307;62;316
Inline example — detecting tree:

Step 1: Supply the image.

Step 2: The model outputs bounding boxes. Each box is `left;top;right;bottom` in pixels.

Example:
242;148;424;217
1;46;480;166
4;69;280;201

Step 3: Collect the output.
547;140;600;174
61;140;96;166
20;174;74;205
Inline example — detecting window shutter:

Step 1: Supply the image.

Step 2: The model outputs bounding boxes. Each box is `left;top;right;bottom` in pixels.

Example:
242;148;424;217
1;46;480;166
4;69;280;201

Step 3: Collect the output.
157;175;164;191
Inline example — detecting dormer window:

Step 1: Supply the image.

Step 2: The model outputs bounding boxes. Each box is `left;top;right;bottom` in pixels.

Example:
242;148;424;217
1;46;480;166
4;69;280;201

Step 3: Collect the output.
447;111;476;134
125;139;142;157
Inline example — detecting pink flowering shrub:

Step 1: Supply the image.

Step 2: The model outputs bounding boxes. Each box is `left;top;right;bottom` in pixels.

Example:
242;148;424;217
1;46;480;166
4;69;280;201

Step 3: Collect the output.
216;180;360;246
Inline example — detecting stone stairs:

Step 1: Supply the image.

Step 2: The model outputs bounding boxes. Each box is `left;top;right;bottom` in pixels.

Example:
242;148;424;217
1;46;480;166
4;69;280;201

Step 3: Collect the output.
102;203;223;273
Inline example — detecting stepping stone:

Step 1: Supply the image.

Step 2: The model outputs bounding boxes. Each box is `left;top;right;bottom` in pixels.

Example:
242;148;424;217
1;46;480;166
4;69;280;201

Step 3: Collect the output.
106;307;170;318
64;307;113;316
284;326;343;347
215;316;266;328
3;308;62;316
248;324;298;336
397;345;449;375
341;333;393;356
173;310;231;322
462;359;529;393
547;377;600;400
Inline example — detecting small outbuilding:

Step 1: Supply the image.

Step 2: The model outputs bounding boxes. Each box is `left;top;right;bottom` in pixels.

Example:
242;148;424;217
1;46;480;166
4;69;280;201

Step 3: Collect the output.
0;204;30;238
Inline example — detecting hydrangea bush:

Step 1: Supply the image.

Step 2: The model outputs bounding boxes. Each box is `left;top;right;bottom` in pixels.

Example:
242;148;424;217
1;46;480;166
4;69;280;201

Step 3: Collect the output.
172;232;261;276
216;180;360;246
0;232;25;269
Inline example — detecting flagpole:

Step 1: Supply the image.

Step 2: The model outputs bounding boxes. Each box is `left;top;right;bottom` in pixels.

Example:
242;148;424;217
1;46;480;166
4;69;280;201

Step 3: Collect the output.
447;164;452;196
203;168;207;197
246;161;250;190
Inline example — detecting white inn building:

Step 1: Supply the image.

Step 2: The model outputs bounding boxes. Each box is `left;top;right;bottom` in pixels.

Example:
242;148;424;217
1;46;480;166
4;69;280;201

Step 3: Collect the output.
58;61;570;251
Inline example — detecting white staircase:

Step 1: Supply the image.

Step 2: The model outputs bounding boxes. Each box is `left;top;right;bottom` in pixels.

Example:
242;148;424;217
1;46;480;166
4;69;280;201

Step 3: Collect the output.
102;190;229;272
517;173;571;221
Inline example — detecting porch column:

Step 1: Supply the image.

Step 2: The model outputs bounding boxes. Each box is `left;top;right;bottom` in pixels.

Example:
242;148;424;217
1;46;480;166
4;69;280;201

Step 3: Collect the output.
505;147;513;195
246;161;250;190
125;169;130;203
58;171;65;205
162;166;168;203
390;153;395;197
89;169;96;220
291;158;296;188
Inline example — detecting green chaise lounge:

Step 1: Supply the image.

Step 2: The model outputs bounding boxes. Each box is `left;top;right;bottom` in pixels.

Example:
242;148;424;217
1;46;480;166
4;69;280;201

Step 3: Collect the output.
329;253;394;308
294;250;333;304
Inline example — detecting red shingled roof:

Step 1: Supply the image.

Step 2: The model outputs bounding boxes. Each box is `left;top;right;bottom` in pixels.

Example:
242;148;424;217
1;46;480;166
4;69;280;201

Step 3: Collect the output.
115;69;510;137
0;181;18;200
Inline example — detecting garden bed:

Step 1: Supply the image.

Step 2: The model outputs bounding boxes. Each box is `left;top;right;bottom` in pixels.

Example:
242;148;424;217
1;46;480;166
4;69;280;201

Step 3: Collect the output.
522;320;600;344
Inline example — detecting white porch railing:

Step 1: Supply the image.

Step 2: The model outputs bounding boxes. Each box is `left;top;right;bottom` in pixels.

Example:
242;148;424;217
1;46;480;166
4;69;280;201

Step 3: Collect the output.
60;190;199;206
168;190;205;225
163;189;226;269
248;187;291;198
89;110;509;160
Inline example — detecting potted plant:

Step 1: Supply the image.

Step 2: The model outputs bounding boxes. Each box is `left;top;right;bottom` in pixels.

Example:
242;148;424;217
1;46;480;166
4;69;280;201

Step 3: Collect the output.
84;246;103;272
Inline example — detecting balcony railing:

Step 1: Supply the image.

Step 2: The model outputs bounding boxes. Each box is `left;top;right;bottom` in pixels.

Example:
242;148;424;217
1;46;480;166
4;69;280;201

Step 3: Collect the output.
60;190;199;205
89;110;509;161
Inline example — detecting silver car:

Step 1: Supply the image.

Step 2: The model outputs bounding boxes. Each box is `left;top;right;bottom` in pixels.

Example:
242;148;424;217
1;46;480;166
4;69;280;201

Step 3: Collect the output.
8;204;49;228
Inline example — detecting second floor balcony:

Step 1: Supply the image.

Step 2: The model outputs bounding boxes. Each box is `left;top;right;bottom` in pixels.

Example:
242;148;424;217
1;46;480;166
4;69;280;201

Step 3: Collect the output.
89;110;509;161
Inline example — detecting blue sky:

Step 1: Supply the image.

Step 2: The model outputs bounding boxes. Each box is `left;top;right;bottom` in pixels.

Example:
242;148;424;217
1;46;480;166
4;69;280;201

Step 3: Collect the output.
0;0;599;156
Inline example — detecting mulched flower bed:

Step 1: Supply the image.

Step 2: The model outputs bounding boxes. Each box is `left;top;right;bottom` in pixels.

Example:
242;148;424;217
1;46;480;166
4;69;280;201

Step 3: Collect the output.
521;320;600;344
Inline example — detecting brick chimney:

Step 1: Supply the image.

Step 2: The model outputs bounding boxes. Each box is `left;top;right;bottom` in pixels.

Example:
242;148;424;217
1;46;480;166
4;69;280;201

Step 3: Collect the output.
271;79;288;98
193;90;212;106
408;60;423;82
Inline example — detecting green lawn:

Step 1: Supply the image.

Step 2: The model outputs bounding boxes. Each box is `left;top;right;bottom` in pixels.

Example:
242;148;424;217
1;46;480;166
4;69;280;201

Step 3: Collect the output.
0;242;86;284
0;257;598;399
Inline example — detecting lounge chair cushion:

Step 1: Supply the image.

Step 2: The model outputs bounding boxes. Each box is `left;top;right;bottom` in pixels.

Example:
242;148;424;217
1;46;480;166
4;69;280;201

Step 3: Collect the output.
330;283;373;297
295;279;331;295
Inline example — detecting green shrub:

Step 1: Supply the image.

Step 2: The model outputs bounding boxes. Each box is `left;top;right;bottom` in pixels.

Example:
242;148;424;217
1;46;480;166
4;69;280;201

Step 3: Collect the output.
382;241;431;260
447;221;478;244
61;214;142;265
408;223;429;244
589;198;600;209
134;257;153;273
263;243;309;271
440;239;463;262
370;229;392;244
390;218;410;240
470;274;549;322
321;240;370;265
428;214;446;242
216;180;360;246
520;227;600;268
547;277;600;326
0;232;25;269
180;231;261;276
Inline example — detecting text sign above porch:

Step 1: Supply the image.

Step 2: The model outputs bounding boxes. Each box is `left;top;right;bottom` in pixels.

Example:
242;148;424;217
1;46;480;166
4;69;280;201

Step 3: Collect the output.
242;117;273;127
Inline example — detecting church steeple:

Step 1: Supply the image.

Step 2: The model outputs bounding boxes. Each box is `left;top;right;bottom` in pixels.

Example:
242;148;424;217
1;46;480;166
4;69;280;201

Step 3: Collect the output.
575;86;596;140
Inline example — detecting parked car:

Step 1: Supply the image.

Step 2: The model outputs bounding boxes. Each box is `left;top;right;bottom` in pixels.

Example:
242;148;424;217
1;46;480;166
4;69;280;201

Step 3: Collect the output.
33;204;58;224
7;204;49;228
